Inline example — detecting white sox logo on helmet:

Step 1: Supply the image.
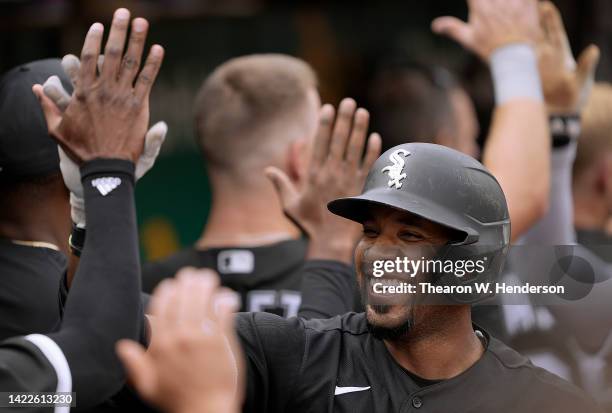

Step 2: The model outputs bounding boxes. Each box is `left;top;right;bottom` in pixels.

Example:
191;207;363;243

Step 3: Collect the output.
381;149;411;189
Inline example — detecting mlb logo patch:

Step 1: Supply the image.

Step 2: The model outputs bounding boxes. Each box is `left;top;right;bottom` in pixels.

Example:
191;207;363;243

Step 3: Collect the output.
218;250;255;274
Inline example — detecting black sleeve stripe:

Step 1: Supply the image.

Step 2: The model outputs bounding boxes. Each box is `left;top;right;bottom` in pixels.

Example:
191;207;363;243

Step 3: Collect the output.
24;334;71;413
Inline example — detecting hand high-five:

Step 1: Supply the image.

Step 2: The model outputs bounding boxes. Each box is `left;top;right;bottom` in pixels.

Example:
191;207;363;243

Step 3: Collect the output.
41;54;167;228
432;0;541;61
117;269;243;413
266;98;381;264
536;1;599;114
33;8;164;164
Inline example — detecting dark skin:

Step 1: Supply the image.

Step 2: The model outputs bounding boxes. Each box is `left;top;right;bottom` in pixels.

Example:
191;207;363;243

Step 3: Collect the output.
33;9;164;165
355;205;484;380
0;174;70;255
32;9;164;284
268;91;483;381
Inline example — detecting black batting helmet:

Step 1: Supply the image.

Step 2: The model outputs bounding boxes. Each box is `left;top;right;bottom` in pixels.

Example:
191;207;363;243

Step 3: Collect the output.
328;143;510;304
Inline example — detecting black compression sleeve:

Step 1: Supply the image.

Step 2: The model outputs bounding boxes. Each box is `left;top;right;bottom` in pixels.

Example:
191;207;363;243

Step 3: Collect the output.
297;260;355;319
49;159;142;409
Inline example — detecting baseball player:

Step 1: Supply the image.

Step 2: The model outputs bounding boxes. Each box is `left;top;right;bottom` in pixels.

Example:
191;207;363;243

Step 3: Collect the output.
136;139;600;412
0;8;164;411
0;59;73;341
499;3;611;408
140;54;321;317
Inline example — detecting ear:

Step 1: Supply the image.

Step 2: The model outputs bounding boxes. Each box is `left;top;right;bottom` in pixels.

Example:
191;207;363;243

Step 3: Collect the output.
287;138;308;185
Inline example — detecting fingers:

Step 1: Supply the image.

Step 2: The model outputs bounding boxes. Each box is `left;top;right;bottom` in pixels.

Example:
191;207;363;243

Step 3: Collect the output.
148;279;176;329
361;133;382;172
214;290;240;330
539;1;565;49
78;23;104;87
32;84;63;135
135;45;164;101
95;55;104;75
116;340;156;400
329;98;357;161
101;8;131;80
576;44;600;86
120;18;149;85
175;268;220;325
42;76;71;111
344;108;370;167
431;16;474;51
61;54;80;88
310;105;335;168
264;166;299;210
135;121;167;179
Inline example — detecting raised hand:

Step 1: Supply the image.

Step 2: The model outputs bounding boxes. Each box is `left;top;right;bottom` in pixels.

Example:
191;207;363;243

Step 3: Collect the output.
117;268;242;413
432;0;541;61
42;71;166;227
536;1;599;114
33;8;164;164
265;98;381;264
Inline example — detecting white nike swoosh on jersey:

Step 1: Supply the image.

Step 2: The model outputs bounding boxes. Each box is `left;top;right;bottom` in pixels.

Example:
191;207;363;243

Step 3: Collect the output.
334;386;371;396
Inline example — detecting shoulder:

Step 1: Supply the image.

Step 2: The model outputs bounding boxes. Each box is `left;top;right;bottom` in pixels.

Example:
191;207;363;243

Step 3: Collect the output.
487;337;601;412
302;312;368;335
236;312;368;342
0;336;60;392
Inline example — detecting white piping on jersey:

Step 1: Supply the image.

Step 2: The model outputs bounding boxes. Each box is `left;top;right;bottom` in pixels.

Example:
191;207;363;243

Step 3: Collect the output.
11;240;60;251
25;334;72;413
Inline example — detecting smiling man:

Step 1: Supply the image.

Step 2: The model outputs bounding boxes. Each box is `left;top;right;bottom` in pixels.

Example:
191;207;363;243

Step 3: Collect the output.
233;137;600;412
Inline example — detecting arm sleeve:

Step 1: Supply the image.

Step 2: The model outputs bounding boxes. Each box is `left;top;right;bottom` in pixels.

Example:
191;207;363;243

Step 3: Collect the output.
516;142;577;245
297;260;356;319
46;159;143;409
511;142;612;349
236;312;306;413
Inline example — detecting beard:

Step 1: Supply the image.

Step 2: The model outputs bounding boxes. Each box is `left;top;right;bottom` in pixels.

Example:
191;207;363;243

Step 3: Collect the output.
365;305;414;340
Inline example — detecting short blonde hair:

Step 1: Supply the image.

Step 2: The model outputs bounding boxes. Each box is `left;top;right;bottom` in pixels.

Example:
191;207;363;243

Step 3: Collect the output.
574;83;612;178
194;54;317;173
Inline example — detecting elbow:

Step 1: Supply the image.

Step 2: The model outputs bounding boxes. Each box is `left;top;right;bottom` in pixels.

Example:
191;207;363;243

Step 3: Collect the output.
508;187;549;241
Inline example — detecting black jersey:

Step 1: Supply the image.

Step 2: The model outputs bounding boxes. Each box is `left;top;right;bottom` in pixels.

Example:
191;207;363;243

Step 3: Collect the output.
577;229;612;262
0;240;65;340
237;311;601;413
0;335;69;413
142;239;307;317
238;259;601;413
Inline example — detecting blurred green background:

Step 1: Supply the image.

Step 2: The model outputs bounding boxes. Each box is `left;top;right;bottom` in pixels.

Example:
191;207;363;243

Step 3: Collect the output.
2;0;608;261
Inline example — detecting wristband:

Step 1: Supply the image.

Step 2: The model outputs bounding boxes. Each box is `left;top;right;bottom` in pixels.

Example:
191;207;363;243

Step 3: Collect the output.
550;115;581;148
68;224;86;257
490;44;543;105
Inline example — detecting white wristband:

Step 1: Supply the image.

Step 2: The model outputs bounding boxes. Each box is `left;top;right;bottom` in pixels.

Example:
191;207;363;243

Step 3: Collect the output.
490;43;543;105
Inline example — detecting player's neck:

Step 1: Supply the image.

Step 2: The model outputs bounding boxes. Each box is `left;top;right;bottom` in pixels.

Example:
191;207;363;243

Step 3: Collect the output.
197;185;300;248
0;188;71;255
384;309;483;380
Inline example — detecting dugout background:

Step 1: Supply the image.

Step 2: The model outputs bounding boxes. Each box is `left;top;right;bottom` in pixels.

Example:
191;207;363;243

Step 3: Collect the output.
1;0;610;260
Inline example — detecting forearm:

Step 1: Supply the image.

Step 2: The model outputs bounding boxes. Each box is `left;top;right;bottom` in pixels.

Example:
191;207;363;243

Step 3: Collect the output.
517;141;577;245
306;234;355;265
484;100;550;241
298;260;355;319
483;45;550;241
49;159;142;408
